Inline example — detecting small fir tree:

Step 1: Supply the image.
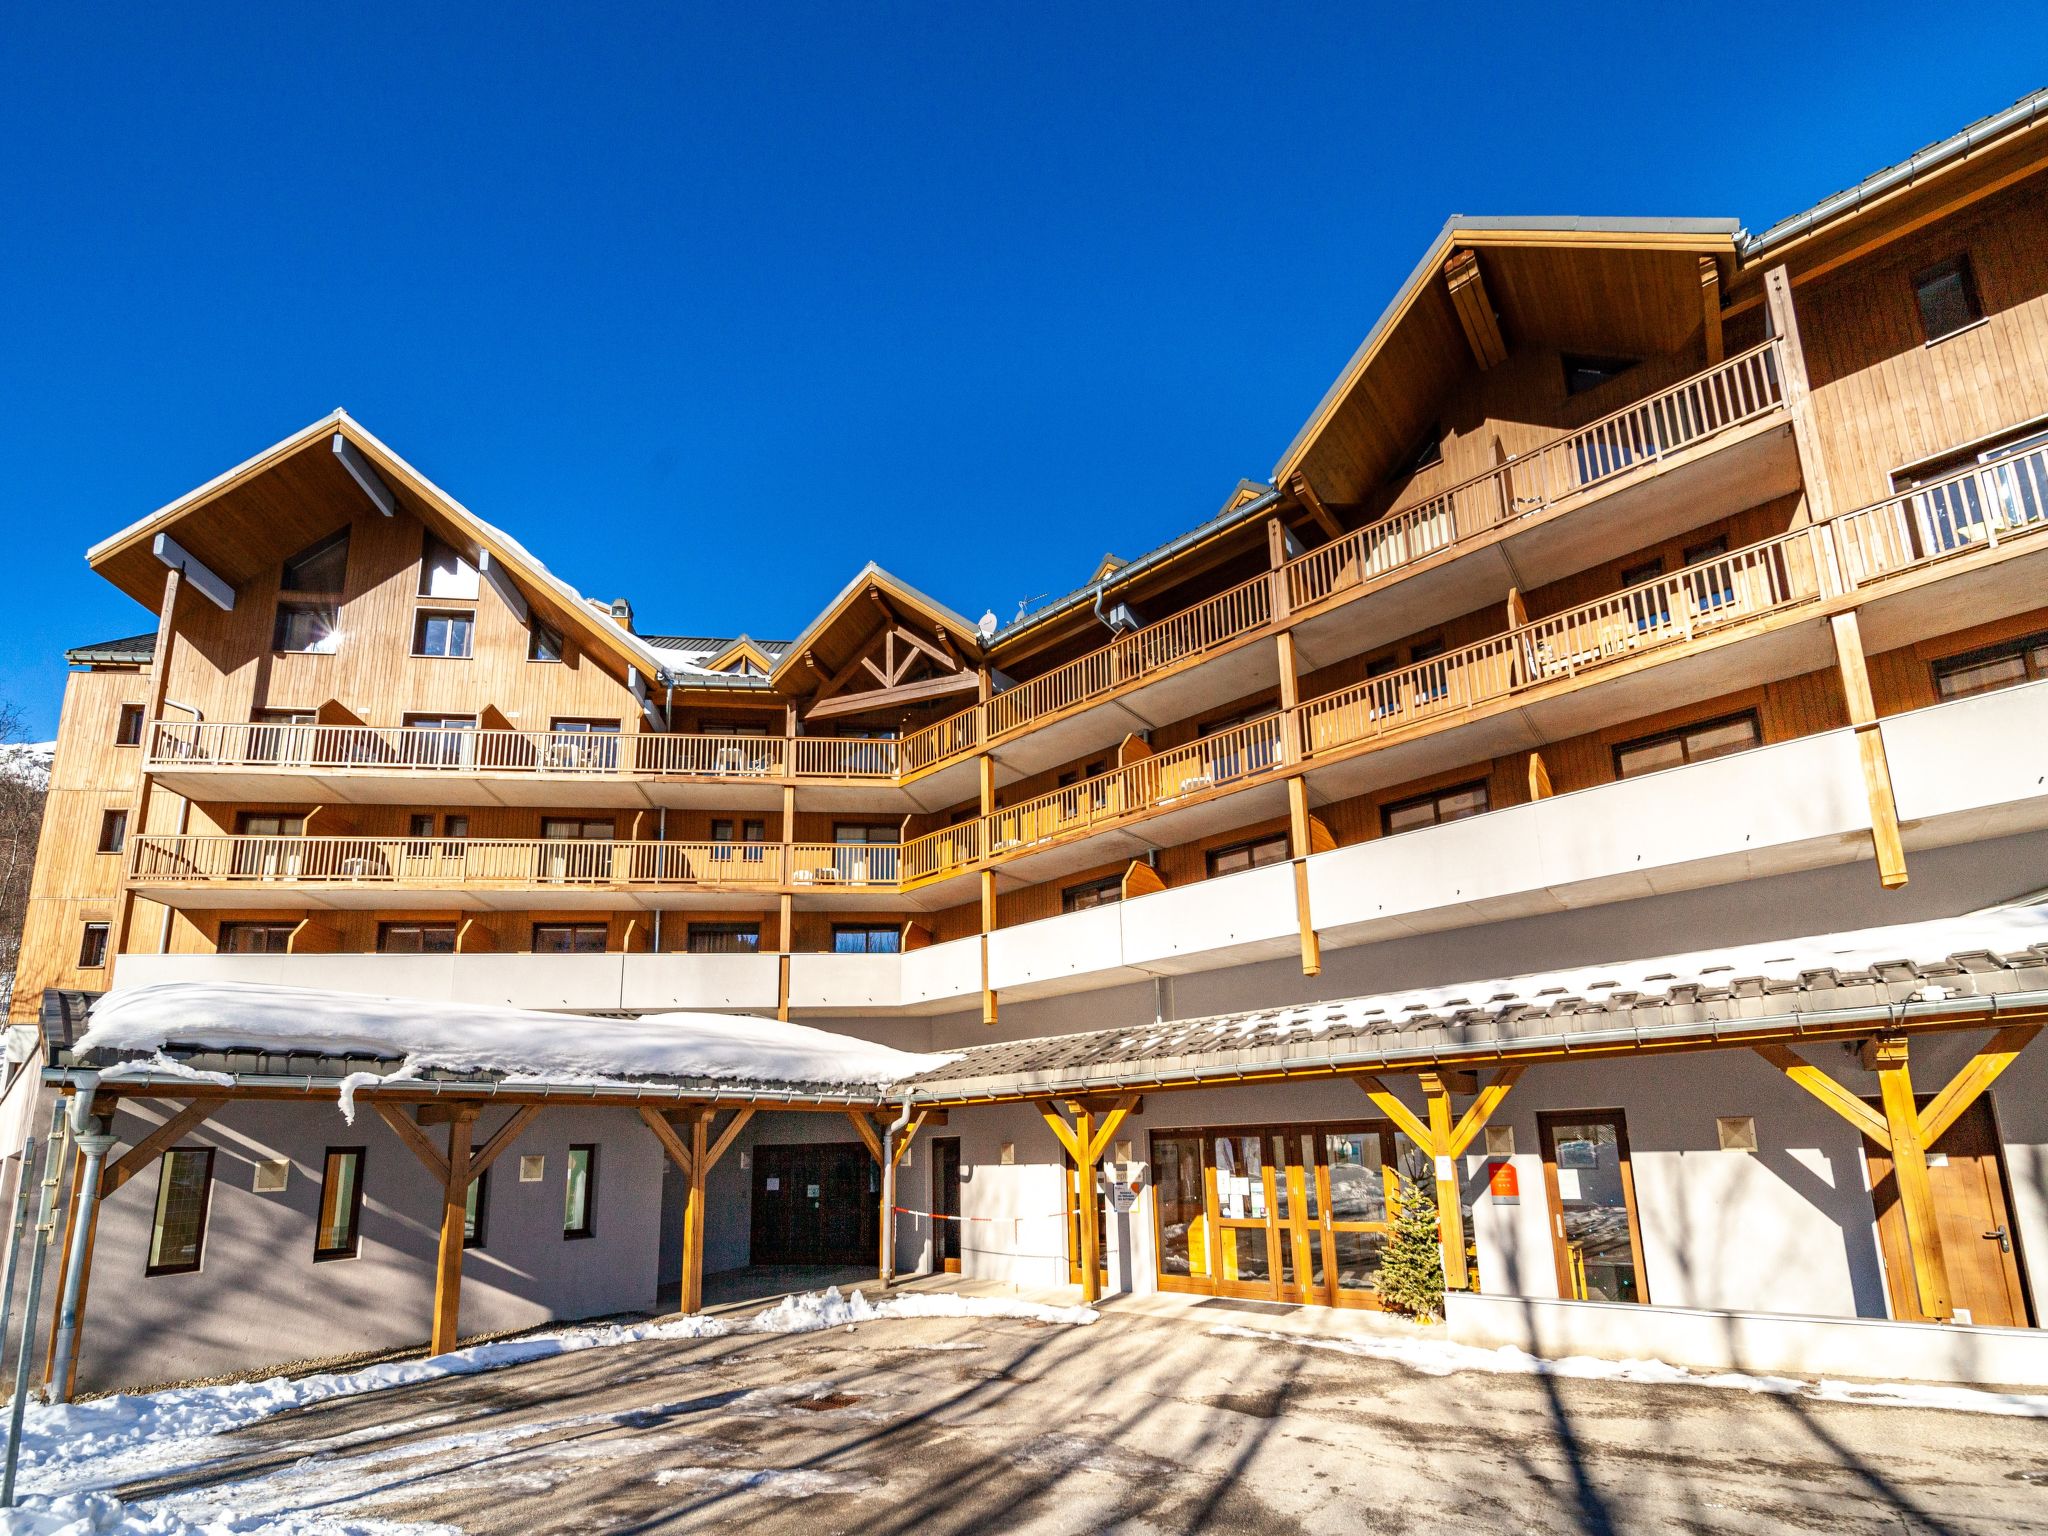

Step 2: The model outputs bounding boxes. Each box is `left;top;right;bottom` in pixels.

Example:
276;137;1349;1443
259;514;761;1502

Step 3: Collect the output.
1373;1174;1446;1321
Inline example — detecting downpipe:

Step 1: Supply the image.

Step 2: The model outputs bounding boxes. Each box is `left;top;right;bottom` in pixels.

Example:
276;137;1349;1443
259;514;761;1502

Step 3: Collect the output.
878;1097;913;1289
46;1079;110;1406
0;1133;42;1381
1;1099;73;1506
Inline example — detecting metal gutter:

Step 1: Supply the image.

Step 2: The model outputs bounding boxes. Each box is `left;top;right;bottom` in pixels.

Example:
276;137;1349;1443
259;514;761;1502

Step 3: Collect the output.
1743;87;2048;260
41;1065;893;1109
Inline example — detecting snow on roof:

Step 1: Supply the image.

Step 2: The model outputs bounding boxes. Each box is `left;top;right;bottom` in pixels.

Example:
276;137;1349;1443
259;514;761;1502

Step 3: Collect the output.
905;900;2048;1093
79;983;956;1105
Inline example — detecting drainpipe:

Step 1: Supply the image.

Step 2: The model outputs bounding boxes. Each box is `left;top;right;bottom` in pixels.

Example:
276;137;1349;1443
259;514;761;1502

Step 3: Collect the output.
0;1134;37;1376
1;1100;71;1506
878;1097;913;1288
47;1079;112;1405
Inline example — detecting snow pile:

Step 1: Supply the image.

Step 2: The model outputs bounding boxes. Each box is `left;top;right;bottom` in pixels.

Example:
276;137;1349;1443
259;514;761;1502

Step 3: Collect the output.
79;983;956;1107
746;1287;1097;1334
0;1489;451;1534
1210;1323;2048;1419
1104;899;2048;1055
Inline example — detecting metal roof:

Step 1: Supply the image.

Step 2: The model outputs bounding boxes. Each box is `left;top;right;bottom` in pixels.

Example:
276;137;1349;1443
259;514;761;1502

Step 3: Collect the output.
65;632;156;666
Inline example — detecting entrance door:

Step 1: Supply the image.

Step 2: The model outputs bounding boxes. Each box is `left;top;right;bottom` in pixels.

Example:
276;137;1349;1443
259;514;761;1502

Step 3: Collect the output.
1539;1111;1649;1303
932;1137;962;1273
1866;1097;2032;1327
749;1143;878;1267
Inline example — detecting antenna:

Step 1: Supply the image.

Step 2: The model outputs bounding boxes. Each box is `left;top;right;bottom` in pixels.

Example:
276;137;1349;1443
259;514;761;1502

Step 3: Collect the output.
1011;594;1047;623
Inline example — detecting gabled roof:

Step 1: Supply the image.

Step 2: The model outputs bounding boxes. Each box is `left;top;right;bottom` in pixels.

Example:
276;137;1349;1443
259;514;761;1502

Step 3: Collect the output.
768;562;987;689
85;411;676;688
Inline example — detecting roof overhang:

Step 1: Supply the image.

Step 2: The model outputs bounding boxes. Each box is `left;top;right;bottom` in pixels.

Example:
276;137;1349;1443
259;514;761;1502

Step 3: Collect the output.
767;562;987;692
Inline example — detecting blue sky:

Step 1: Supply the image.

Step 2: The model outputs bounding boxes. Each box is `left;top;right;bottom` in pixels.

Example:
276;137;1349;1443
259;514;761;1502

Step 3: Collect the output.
4;4;2044;737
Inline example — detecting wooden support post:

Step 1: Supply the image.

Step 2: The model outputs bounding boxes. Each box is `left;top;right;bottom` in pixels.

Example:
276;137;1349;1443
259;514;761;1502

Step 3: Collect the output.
110;567;182;979
778;781;796;1019
1866;1036;1950;1322
1037;1095;1139;1304
1830;611;1907;889
431;1107;479;1355
1357;1068;1522;1293
1699;256;1724;366
1275;629;1319;976
640;1104;750;1313
1505;586;1528;629
1527;750;1554;801
979;748;998;1026
1764;263;1836;526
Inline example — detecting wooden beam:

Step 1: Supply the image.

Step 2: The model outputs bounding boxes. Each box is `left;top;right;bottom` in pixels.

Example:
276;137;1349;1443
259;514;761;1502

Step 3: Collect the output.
846;1110;885;1164
431;1108;479;1355
1418;1071;1468;1291
1082;1094;1140;1166
1444;1067;1523;1159
476;549;530;623
1830;612;1907;889
333;432;397;517
375;1102;450;1185
1444;248;1508;369
1527;749;1554;800
1916;1023;2043;1146
1506;586;1529;629
1034;1100;1084;1162
892;1110;930;1169
1285;473;1343;542
1356;1076;1436;1153
1699;256;1724;365
807;669;981;719
639;1105;696;1174
1763;264;1837;524
1750;1043;1891;1146
1868;1036;1951;1321
98;1096;227;1199
150;533;235;611
683;1112;710;1313
704;1107;755;1174
469;1105;542;1180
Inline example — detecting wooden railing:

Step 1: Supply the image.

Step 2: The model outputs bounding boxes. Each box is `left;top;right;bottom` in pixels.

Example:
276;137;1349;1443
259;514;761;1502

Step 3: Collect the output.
791;737;900;779
898;706;982;776
981;575;1275;739
148;722;635;776
128;835;793;889
1286;341;1785;611
788;841;901;888
1830;438;2048;588
1298;527;1824;758
633;733;784;777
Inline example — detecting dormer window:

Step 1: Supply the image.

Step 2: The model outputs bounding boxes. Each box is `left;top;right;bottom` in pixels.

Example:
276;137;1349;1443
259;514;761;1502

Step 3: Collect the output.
419;532;480;599
274;529;348;654
1562;354;1640;396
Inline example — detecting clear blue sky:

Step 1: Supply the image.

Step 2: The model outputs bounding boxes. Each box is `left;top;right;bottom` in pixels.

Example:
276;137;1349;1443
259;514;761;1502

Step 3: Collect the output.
4;4;2044;737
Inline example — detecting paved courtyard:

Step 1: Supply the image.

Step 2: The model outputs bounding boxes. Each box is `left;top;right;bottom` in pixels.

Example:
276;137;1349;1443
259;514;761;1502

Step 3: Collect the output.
105;1284;2048;1535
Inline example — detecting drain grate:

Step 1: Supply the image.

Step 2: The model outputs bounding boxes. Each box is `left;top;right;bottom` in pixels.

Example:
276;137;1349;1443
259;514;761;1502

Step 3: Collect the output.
1195;1297;1300;1316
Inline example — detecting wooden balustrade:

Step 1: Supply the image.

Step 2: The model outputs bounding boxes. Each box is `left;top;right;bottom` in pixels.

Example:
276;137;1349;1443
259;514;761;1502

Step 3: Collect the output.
632;734;785;777
1285;341;1786;611
1829;438;2048;588
790;737;900;778
787;842;901;888
127;835;791;889
898;707;981;776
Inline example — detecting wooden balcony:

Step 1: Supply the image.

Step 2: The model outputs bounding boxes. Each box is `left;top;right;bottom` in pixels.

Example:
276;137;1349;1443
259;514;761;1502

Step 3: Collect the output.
129;834;810;910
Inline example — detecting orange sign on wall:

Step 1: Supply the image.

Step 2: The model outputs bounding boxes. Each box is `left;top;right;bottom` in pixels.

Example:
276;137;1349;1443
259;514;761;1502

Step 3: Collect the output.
1487;1158;1520;1206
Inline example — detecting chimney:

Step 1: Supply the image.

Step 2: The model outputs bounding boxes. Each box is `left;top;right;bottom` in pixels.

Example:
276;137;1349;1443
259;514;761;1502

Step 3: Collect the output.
609;598;635;632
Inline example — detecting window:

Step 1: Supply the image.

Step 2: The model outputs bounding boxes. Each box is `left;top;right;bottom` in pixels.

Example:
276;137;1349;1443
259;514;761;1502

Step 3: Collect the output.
1205;834;1290;879
98;809;128;853
1913;254;1983;344
275;529;348;655
1683;536;1734;612
147;1147;214;1276
564;1145;597;1238
399;713;475;767
1409;636;1449;703
541;817;613;840
281;529;350;594
219;922;294;955
547;719;619;770
78;922;109;968
1381;780;1491;836
464;1168;489;1250
1062;876;1123;913
1562;354;1639;395
833;823;898;844
529;621;564;662
1613;711;1762;780
419;532;480;599
533;923;608;954
249;708;315;764
114;704;145;746
1539;1112;1647;1304
1620;558;1669;631
1932;630;2048;700
1398;425;1444;477
687;922;761;954
412;610;475;659
833;924;901;955
314;1148;365;1261
379;923;457;954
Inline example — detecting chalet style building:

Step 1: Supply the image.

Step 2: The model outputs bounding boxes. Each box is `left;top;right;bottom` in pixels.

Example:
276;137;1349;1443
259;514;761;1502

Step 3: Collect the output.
9;92;2048;1395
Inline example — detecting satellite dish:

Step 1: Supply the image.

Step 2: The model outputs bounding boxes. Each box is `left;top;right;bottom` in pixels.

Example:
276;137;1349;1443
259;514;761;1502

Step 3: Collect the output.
977;610;998;641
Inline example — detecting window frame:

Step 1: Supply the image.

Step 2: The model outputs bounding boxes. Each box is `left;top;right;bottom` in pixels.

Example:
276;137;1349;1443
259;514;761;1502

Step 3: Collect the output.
280;528;350;594
832;923;902;955
218;921;295;955
377;922;458;954
1061;875;1125;913
411;608;477;660
563;1144;598;1239
145;1146;216;1277
271;599;341;656
98;809;129;854
532;922;609;954
114;703;146;747
1912;253;1984;345
1611;709;1763;781
419;531;480;599
78;922;110;969
1204;833;1290;879
314;1146;367;1262
1379;779;1491;837
464;1166;490;1250
685;922;762;955
1931;629;2048;700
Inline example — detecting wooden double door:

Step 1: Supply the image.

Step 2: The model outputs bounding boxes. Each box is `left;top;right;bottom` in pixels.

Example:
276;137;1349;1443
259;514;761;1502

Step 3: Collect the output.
1150;1121;1419;1308
750;1142;877;1267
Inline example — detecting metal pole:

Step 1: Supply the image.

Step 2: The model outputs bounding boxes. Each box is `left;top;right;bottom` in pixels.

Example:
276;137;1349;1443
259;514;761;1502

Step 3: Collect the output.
0;1138;41;1379
46;1129;115;1405
878;1098;912;1289
2;1105;71;1507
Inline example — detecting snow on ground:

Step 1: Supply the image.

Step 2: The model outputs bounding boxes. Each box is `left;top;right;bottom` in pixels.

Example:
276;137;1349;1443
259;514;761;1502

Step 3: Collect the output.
79;983;957;1111
1211;1322;2048;1418
0;1290;1093;1535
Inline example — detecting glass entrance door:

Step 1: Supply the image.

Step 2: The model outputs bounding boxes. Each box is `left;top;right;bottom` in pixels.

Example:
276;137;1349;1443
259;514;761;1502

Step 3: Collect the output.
1538;1111;1648;1303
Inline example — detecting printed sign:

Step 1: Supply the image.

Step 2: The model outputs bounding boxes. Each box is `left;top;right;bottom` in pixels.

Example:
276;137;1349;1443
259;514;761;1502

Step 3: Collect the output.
1557;1138;1599;1170
1486;1159;1520;1206
765;1177;780;1192
1556;1168;1583;1201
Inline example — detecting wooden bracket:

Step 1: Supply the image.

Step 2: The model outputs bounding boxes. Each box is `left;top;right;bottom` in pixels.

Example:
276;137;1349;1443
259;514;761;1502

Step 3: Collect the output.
1445;248;1508;369
99;1096;227;1200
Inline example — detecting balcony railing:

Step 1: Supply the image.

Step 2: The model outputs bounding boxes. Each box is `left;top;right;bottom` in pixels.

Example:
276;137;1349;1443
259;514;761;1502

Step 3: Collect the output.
632;733;784;777
1286;341;1785;611
128;835;795;890
1831;438;2048;587
148;722;636;775
789;841;900;889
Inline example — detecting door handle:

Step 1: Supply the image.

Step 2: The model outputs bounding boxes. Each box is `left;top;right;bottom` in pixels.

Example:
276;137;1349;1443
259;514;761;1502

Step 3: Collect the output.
1984;1226;2011;1253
